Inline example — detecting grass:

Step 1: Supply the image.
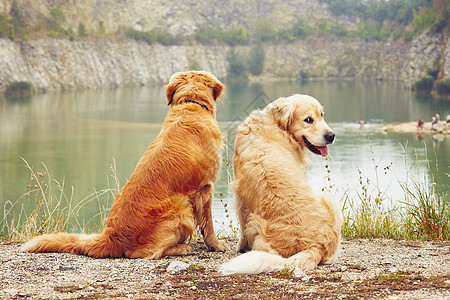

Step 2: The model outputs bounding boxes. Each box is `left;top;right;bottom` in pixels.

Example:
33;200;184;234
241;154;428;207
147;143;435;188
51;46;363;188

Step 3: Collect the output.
1;142;449;242
339;144;449;240
1;159;119;241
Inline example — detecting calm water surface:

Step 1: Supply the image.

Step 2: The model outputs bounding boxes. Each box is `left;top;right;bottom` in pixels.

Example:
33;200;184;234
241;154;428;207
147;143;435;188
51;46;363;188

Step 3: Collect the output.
1;80;449;233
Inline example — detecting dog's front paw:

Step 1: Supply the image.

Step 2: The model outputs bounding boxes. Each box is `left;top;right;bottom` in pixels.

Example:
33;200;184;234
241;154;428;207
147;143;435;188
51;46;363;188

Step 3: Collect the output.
207;239;227;252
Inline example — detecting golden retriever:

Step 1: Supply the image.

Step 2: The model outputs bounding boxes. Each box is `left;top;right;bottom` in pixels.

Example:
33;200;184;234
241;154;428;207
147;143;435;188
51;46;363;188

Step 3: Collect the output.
221;94;342;274
21;71;226;258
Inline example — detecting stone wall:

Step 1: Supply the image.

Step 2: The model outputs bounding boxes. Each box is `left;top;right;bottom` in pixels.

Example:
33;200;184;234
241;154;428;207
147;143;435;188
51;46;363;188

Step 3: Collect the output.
0;30;449;93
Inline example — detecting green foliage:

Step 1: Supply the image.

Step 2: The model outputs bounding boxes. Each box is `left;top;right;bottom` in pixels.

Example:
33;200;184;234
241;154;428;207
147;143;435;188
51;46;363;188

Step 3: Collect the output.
435;79;450;96
123;28;175;46
98;21;106;36
156;31;174;45
414;77;434;93
222;27;249;46
412;7;435;32
48;5;65;33
195;26;249;46
195;25;220;44
317;21;348;37
5;81;33;98
247;44;265;76
0;16;14;40
10;0;27;40
402;29;415;42
253;18;275;42
78;23;87;37
66;27;75;39
227;48;248;80
356;21;382;40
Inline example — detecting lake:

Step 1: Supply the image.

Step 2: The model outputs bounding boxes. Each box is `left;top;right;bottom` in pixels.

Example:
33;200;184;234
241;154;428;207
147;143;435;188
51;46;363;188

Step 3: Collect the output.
1;80;449;234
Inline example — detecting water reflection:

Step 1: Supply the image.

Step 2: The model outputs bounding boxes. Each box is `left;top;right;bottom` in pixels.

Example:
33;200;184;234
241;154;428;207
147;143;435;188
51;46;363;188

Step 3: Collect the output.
0;80;448;232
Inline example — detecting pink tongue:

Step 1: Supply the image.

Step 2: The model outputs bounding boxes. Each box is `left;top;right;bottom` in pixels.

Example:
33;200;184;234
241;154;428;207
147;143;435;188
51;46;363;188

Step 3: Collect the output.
317;146;328;157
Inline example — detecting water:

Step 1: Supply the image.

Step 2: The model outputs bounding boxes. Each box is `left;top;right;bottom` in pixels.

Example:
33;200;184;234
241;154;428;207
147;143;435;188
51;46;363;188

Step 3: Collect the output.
1;80;449;233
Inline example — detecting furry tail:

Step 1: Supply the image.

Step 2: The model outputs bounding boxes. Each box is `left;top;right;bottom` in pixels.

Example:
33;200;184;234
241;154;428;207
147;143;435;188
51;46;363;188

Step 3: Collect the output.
20;232;121;258
220;251;288;275
220;248;324;275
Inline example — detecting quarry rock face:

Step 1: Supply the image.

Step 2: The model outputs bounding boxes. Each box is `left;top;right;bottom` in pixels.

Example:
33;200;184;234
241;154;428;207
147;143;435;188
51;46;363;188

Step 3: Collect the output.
0;0;449;93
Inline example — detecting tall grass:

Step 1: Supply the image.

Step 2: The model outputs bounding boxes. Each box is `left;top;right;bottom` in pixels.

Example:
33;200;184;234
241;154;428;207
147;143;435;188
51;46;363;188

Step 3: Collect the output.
1;159;119;241
339;144;449;240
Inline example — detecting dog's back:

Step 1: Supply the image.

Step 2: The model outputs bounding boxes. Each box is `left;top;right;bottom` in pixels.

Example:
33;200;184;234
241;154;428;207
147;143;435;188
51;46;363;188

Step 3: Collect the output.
22;71;225;259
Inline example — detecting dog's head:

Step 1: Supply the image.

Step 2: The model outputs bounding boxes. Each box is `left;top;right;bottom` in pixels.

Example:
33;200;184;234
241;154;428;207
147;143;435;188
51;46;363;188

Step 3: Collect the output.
166;71;224;112
265;94;335;157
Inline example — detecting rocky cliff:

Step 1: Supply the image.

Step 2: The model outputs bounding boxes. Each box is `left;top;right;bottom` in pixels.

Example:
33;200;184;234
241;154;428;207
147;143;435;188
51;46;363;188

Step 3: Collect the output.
0;0;356;36
0;0;449;93
1;30;449;93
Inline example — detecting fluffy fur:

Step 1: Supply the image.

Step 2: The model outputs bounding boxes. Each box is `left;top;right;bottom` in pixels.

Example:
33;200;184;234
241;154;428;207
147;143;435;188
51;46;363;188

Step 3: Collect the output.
21;71;226;259
221;94;342;275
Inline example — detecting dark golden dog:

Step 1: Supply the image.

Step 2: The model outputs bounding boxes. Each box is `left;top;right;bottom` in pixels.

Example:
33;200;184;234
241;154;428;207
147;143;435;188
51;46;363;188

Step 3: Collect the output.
22;71;226;258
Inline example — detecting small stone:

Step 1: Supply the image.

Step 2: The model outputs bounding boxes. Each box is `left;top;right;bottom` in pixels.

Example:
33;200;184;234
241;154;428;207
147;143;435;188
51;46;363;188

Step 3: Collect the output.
293;268;306;278
3;289;18;295
166;261;190;273
444;280;450;285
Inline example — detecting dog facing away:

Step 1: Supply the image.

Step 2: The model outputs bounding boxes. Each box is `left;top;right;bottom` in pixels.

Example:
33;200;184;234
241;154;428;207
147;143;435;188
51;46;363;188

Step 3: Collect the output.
221;94;342;275
21;71;226;259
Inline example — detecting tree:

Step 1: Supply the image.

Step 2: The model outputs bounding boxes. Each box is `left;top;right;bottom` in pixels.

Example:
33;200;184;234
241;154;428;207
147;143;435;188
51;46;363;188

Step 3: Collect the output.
227;48;248;80
49;6;65;33
247;44;265;76
253;18;275;42
9;0;27;39
78;23;87;37
0;16;14;40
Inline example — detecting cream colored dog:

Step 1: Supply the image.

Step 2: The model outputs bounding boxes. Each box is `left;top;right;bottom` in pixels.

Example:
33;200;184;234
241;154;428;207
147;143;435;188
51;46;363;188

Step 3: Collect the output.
221;94;342;275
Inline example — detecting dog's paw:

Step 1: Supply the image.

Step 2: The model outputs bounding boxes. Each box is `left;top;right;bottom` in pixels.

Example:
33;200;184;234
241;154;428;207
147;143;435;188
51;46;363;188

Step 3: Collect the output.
208;239;227;252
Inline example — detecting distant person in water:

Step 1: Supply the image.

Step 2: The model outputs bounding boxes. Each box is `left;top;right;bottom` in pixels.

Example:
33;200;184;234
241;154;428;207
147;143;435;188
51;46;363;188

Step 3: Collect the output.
417;119;424;131
358;120;365;129
431;114;438;130
446;114;450;124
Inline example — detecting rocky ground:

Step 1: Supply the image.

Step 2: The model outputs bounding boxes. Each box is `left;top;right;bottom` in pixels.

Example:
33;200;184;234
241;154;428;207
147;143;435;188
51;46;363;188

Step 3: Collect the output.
382;121;449;134
1;238;449;299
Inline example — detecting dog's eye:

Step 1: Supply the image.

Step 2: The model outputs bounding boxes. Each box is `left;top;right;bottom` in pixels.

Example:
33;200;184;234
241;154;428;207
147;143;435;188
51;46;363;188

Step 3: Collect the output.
304;117;314;124
321;112;324;118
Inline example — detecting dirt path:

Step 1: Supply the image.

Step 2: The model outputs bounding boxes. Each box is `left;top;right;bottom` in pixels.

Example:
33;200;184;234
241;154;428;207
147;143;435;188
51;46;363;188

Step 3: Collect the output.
1;238;449;299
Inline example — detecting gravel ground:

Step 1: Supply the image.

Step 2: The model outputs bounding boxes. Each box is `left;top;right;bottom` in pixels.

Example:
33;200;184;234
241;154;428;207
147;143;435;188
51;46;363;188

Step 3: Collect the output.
1;238;449;299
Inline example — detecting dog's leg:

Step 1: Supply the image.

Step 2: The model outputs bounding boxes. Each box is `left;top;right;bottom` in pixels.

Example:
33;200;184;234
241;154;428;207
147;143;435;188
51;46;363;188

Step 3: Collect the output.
194;184;226;251
288;247;323;271
235;194;251;253
162;244;192;257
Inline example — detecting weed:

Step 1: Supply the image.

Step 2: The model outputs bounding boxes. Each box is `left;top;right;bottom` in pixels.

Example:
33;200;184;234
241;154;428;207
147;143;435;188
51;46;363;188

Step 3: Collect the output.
1;159;119;241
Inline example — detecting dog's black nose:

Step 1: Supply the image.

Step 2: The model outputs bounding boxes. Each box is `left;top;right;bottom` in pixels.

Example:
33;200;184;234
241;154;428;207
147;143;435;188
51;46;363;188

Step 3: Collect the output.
324;131;335;144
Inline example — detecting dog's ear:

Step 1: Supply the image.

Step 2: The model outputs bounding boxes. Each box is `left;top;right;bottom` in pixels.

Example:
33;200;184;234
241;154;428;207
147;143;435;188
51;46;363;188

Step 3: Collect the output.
166;81;178;106
166;73;185;106
267;101;295;132
212;81;224;101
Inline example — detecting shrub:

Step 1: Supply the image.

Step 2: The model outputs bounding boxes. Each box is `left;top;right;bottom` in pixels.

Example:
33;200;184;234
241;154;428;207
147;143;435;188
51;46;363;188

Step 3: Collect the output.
253;18;275;42
10;0;27;39
0;16;14;40
5;81;33;97
435;79;450;96
222;27;249;46
195;25;219;44
227;48;248;80
414;77;434;93
78;23;87;37
247;44;265;76
156;32;174;45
